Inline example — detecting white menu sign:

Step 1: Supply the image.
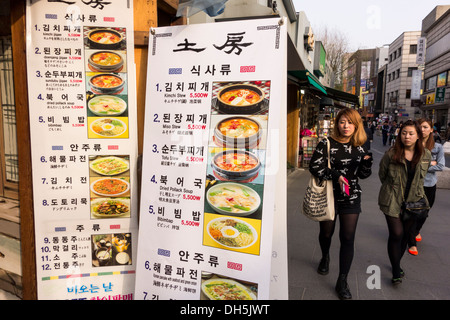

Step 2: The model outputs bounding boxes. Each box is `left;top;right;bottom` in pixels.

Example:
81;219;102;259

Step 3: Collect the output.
26;0;139;300
135;17;287;300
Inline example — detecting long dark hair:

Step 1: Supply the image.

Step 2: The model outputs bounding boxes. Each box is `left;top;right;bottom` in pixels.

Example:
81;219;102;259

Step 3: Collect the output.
417;118;435;151
391;120;424;168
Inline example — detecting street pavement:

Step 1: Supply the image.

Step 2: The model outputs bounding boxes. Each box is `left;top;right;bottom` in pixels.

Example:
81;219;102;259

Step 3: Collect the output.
287;132;450;300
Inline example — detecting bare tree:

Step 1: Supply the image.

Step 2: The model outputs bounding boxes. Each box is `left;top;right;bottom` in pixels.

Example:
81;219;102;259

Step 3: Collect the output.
314;26;350;90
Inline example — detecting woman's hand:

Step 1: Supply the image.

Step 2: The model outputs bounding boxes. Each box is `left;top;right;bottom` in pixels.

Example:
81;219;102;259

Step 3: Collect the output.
363;152;372;161
338;175;349;194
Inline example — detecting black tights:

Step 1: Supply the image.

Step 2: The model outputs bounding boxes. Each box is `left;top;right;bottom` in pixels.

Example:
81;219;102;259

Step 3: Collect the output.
319;213;359;275
385;215;415;278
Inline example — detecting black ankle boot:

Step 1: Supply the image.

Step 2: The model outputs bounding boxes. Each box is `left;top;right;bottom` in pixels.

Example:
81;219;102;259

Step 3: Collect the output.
317;254;330;275
335;274;352;300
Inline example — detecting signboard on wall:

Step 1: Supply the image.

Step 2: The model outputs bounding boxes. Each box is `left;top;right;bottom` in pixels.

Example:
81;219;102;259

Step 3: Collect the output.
134;17;288;300
411;69;422;100
26;0;139;300
416;37;426;64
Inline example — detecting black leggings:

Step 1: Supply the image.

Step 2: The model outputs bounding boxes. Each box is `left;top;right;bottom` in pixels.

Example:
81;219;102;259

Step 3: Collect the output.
408;185;436;247
385;215;416;278
318;213;359;275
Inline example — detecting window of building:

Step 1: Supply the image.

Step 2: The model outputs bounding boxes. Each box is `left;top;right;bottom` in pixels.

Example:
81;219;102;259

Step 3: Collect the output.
398;47;402;57
410;44;417;54
394;51;397;60
407;67;418;77
389;54;392;62
426;76;437;91
396;69;400;78
437;71;447;87
406;89;411;99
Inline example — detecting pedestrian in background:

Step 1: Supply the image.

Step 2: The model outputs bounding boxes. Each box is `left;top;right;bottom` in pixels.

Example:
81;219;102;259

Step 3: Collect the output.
408;119;445;255
309;108;373;300
382;120;389;146
445;122;450;141
433;125;443;144
389;120;397;146
378;120;431;285
363;120;373;150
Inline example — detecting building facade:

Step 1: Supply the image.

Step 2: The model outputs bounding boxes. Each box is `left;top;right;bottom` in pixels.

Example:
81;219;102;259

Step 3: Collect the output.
384;31;421;121
420;5;450;132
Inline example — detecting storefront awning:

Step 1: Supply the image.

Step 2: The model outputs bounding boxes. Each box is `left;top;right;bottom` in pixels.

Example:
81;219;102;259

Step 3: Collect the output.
288;70;327;95
324;86;359;106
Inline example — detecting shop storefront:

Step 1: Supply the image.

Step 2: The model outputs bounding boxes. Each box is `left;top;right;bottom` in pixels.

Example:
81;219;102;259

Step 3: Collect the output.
288;71;359;168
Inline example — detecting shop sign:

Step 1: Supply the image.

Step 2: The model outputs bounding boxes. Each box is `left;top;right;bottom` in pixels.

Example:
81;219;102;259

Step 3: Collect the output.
134;18;288;300
411;69;422;100
435;87;445;103
416;37;426;64
304;26;315;52
313;41;326;77
26;0;139;300
426;92;435;105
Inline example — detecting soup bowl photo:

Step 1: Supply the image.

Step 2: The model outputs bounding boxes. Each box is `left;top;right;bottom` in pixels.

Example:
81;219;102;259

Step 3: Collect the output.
89;73;125;95
217;84;265;114
212;149;261;181
213;116;262;149
87;28;124;49
88;95;127;116
206;182;261;216
88;51;124;73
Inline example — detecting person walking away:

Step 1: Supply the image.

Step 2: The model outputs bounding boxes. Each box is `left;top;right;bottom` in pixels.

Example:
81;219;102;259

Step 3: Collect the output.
407;119;445;255
433;126;443;143
369;121;375;135
389;120;397;146
378;120;431;285
382;121;389;146
309;108;373;300
445;122;450;141
363;121;373;150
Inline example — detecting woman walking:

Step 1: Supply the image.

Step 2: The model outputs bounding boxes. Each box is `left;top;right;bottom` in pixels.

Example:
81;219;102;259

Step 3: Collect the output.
378;120;431;284
309;108;373;300
407;119;445;255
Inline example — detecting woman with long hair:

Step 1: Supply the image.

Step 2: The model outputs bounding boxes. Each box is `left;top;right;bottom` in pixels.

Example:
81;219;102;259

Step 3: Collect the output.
407;119;445;255
378;120;431;284
309;108;373;300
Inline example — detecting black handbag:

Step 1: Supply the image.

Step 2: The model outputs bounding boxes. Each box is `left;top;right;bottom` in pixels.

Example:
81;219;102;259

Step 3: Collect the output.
401;197;429;221
399;177;429;221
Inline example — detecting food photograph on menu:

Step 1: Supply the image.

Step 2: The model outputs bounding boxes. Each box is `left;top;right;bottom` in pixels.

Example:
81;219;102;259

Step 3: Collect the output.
84;26;129;139
202;80;271;256
200;272;258;300
88;155;131;220
91;233;132;267
211;80;271;115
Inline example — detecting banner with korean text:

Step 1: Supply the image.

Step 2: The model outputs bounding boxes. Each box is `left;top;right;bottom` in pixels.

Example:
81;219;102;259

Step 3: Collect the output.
26;0;139;299
135;17;287;300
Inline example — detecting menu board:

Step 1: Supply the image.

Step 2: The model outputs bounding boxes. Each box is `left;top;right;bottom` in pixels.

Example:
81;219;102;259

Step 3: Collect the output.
135;17;287;300
26;0;138;299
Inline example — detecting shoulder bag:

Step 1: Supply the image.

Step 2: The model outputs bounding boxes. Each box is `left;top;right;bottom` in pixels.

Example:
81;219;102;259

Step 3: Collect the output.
400;174;429;222
302;138;335;222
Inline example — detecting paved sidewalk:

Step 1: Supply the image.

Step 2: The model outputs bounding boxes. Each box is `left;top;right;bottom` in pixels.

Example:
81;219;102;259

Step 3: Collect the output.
287;133;450;300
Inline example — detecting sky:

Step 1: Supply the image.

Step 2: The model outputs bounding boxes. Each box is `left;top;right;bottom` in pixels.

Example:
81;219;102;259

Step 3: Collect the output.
292;0;450;51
